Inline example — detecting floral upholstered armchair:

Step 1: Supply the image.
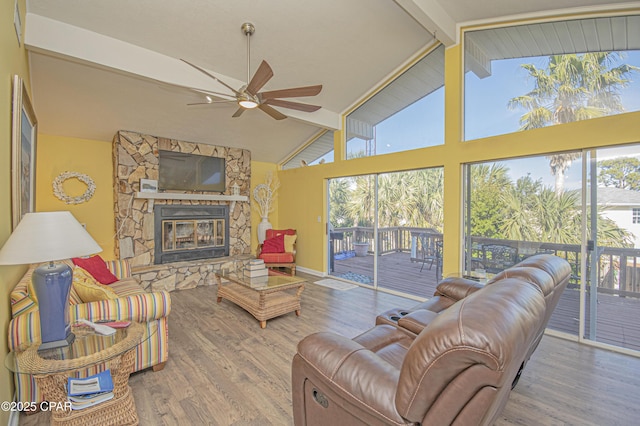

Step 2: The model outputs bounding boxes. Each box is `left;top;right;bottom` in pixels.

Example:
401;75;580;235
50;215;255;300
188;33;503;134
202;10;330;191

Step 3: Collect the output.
257;229;297;276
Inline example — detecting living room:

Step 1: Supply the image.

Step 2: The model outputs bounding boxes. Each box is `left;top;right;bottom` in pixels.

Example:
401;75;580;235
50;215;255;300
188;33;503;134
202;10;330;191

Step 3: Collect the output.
3;1;640;425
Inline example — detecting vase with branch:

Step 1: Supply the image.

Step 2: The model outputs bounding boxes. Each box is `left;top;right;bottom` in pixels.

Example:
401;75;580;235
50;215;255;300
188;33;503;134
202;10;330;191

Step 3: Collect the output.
253;171;280;243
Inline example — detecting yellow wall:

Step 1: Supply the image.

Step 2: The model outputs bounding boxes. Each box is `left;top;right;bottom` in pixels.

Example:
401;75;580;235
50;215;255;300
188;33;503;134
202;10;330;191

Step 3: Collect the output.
1;0;30;420
251;161;280;253
36;134;116;258
278;43;640;276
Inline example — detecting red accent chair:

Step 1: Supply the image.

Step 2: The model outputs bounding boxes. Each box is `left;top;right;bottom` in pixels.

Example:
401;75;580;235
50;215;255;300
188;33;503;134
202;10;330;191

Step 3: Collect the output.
257;229;297;276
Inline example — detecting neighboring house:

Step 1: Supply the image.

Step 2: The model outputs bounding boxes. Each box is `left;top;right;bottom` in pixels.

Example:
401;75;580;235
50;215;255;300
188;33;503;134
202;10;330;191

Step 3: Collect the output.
597;187;640;248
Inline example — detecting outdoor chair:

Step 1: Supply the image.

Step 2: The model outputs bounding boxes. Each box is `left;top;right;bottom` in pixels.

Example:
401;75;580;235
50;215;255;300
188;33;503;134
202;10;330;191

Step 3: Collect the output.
480;244;518;273
418;233;443;278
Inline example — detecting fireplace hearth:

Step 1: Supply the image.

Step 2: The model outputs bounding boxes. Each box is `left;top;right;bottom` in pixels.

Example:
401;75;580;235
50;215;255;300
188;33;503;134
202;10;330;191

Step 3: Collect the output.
154;205;229;264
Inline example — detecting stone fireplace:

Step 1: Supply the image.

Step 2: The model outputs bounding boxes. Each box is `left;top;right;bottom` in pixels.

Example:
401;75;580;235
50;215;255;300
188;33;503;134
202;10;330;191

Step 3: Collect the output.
113;131;252;291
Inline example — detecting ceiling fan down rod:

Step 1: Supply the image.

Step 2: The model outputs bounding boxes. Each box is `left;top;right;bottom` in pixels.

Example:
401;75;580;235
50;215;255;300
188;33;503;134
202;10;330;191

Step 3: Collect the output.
241;22;255;87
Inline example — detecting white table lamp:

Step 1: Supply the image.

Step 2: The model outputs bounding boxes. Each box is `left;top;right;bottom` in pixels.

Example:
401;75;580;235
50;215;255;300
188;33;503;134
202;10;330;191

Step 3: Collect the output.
0;211;102;350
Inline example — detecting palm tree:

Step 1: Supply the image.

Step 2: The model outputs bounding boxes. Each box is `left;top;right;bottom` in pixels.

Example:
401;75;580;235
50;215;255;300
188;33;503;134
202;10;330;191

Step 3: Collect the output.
500;176;633;247
329;178;353;228
508;52;638;194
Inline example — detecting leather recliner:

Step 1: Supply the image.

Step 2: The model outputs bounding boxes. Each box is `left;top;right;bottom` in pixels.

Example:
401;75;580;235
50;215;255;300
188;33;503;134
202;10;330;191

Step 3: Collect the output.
292;254;571;425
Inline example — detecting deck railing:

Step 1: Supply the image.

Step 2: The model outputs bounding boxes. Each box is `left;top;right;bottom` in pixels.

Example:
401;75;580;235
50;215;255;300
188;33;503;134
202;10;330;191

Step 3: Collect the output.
331;226;640;298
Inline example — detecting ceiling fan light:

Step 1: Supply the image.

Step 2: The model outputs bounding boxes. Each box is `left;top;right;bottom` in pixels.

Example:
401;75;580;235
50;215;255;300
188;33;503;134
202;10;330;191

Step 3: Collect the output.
238;99;258;109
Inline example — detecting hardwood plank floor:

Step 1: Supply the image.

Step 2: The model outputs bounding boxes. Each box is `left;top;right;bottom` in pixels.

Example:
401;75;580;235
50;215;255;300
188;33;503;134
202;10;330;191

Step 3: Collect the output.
19;272;640;425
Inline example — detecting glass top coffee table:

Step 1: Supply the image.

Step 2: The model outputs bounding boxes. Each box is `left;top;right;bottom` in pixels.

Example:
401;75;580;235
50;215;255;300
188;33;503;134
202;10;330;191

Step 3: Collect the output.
5;322;151;425
215;269;306;328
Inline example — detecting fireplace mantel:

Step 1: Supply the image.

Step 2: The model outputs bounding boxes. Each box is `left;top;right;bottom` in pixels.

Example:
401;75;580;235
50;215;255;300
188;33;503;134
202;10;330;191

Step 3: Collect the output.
135;192;248;202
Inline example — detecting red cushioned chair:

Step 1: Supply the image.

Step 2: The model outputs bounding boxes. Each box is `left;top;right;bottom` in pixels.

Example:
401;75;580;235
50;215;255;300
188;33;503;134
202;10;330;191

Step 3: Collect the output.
257;229;297;276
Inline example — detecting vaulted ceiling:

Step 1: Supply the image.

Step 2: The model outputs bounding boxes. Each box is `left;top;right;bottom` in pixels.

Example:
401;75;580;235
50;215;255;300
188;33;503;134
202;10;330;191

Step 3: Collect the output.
24;0;639;163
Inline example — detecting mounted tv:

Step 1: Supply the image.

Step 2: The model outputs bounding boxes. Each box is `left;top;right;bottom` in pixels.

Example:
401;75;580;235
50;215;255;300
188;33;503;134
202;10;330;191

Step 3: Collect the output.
158;150;226;192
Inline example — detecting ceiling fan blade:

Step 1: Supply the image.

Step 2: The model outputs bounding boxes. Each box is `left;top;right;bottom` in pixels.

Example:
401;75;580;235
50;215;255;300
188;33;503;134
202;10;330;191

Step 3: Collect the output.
260;84;322;100
232;107;246;118
258;103;287;120
181;59;241;96
246;60;274;95
264;99;321;112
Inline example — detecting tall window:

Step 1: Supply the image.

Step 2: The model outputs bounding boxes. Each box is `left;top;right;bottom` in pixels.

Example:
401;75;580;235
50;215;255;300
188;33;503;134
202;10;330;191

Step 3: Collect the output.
464;15;640;141
463;144;640;354
282;130;335;169
329;167;444;298
346;45;445;159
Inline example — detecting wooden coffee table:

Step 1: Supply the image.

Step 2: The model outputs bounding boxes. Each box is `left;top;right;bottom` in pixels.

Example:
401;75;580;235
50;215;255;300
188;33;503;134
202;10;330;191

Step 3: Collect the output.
215;270;305;328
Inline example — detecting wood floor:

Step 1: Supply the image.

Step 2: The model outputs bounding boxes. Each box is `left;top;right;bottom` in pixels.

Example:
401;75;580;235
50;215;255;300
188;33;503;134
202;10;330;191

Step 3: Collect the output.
20;272;640;425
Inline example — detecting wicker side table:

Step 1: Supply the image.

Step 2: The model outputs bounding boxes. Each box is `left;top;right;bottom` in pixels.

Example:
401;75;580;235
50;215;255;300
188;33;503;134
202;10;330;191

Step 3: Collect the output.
8;322;146;426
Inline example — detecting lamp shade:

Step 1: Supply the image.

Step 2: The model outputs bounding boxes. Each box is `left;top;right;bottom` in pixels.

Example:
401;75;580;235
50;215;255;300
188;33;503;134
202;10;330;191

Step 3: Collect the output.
0;211;102;265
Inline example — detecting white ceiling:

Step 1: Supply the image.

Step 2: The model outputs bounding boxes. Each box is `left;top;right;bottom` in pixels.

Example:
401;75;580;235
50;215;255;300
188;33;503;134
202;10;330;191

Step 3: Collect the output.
24;0;640;163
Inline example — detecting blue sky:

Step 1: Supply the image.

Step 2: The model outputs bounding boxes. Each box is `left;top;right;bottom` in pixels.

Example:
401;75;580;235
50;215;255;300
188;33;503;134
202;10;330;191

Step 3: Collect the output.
345;50;640;187
350;50;640;148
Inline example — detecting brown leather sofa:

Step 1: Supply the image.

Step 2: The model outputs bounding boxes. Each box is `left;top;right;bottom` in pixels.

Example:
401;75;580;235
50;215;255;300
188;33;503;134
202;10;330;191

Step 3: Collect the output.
292;254;571;425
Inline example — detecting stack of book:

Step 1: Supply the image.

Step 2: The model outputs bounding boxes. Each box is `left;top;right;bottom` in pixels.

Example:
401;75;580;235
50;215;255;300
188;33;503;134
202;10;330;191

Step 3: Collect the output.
67;370;114;410
244;259;268;279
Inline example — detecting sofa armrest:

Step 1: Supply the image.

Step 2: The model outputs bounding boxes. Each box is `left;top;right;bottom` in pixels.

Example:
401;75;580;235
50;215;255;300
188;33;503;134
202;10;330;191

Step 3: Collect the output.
72;291;171;323
295;332;403;422
434;277;484;300
397;309;439;335
8;291;171;352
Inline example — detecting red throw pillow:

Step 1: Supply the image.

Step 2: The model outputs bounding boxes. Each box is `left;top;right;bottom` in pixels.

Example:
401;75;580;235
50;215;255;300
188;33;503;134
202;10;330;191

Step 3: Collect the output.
261;234;285;253
72;255;119;284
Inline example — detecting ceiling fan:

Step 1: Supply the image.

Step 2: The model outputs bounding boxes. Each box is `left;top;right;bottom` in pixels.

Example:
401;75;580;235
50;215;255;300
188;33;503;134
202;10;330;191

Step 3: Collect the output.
182;22;322;120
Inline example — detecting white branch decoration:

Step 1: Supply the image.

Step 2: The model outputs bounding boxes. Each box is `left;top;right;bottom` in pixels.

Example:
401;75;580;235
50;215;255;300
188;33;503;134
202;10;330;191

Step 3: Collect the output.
252;171;279;218
52;171;96;204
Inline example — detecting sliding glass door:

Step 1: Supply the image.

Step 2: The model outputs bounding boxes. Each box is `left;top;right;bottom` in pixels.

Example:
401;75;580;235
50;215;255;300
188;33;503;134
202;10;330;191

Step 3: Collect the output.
328;168;443;299
463;144;640;353
584;146;640;352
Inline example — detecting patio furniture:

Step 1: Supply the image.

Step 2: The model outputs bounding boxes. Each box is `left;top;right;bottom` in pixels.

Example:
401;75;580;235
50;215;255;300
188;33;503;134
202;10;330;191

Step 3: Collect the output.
418;233;442;276
329;231;344;272
479;243;518;273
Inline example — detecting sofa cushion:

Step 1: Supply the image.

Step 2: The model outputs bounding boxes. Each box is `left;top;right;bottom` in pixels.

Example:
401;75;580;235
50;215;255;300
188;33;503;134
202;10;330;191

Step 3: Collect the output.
284;234;297;253
72;266;119;302
109;278;146;297
72;255;119;284
262;234;285;253
259;252;295;263
104;259;132;279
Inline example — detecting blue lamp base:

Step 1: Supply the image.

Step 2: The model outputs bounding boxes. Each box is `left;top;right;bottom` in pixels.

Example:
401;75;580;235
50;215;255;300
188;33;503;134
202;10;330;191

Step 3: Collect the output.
32;263;76;351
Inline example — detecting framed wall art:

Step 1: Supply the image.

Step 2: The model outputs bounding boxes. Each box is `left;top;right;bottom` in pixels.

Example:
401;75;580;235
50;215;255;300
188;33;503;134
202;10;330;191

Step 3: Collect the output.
11;75;38;229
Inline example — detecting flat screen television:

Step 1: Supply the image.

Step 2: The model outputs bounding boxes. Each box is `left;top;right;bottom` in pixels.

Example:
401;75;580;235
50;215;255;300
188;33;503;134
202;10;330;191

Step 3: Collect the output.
158;150;226;192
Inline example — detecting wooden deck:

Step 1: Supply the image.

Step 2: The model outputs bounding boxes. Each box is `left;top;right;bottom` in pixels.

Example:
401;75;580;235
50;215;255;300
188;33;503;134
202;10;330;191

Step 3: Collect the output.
331;251;441;298
331;251;640;352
